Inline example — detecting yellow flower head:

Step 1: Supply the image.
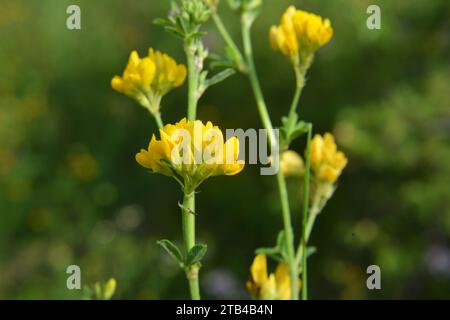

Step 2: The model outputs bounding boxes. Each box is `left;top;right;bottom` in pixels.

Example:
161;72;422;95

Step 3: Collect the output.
280;150;304;177
136;118;244;189
111;49;187;113
310;133;347;183
270;6;333;59
246;254;294;300
269;7;299;58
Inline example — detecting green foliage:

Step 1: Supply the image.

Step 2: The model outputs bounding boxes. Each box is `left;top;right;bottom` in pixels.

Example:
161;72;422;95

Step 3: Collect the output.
186;244;208;266
157;240;184;266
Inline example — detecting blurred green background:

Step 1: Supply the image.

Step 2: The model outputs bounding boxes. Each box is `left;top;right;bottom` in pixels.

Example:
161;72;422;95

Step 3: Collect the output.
0;0;449;299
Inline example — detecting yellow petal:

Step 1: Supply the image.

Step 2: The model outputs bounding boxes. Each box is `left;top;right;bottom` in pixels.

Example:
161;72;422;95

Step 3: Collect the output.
111;76;124;92
280;150;304;177
250;254;268;286
260;274;277;300
269;26;280;51
310;134;324;168
135;149;152;169
274;263;291;300
138;57;156;88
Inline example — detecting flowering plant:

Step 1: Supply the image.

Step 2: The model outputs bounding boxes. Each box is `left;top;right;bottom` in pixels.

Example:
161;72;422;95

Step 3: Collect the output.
111;0;347;300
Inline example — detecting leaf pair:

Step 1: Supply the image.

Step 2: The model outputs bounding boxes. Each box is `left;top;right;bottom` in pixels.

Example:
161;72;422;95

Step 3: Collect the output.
280;116;310;150
255;231;288;263
157;239;207;269
256;231;317;267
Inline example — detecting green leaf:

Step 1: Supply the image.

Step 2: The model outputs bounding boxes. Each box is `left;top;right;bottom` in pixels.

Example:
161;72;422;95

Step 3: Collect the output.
306;246;317;258
205;69;236;88
276;230;286;247
190;31;208;38
255;247;284;263
102;278;117;300
298;247;318;273
255;246;279;255
163;27;184;39
153;18;170;27
157;239;184;265
254;230;288;263
281;119;310;147
276;230;289;260
186;244;207;266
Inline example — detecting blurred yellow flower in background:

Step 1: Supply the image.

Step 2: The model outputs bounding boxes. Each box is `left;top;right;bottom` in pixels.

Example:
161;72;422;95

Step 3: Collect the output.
136;118;244;189
83;278;117;300
246;254;294;300
310;133;347;183
270;6;333;61
111;49;186;114
280;150;304;177
67;150;98;182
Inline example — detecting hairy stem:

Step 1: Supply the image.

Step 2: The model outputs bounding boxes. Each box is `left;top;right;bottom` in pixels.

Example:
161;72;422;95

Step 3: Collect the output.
300;124;312;300
183;35;201;298
212;13;246;73
181;192;200;300
241;16;298;300
185;41;199;121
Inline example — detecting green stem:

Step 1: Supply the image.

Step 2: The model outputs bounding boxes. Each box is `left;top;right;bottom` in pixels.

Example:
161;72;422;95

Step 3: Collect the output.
182;34;202;298
181;192;200;300
295;205;318;267
241;18;276;146
241;16;298;300
153;112;163;129
212;13;246;73
185;41;199;121
287;67;305;123
300;124;312;300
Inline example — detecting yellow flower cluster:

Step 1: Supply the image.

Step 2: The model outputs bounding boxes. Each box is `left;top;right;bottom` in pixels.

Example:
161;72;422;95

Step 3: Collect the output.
111;49;187;113
246;254;293;300
310;133;347;183
270;6;333;59
136;118;244;187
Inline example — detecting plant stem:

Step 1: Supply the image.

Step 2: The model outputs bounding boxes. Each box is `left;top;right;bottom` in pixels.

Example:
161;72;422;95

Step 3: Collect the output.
181;191;200;300
185;40;199;121
212;13;246;73
183;35;201;299
241;16;298;300
295;206;318;267
300;124;312;300
154;112;163;129
287;67;305;123
241;18;276;146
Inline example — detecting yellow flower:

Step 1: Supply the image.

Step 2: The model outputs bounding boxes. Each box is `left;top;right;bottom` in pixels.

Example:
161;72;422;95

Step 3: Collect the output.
246;254;294;300
136;118;244;189
310;133;347;183
280;150;304;177
269;6;298;58
111;49;187;113
269;6;333;59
